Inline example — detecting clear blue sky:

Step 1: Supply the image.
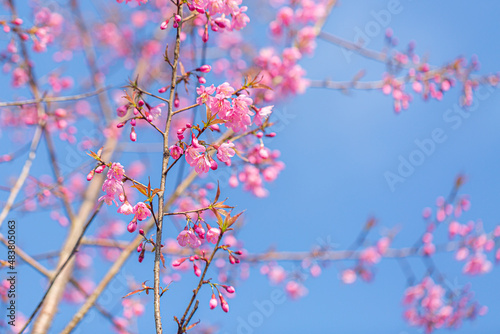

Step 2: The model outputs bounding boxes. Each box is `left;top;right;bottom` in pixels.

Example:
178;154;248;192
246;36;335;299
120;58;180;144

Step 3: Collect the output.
2;0;500;333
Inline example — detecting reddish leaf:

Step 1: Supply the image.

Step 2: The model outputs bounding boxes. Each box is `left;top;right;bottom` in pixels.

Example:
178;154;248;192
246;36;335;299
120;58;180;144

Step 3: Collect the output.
123;289;143;299
131;183;148;196
186;321;201;331
214;182;221;203
252;83;273;90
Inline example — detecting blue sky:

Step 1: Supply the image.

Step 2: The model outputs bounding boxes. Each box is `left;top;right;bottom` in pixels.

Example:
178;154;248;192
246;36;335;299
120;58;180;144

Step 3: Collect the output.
1;0;500;333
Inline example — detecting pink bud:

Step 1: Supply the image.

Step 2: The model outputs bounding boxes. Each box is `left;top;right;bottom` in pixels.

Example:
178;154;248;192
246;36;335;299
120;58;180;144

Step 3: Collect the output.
130;127;137;142
198;77;206;84
138;251;145;263
158;86;167;93
117;122;124;128
255;131;263;138
127;221;137;233
160;20;169;30
86;170;94;181
193;264;201;277
224;285;235;293
117;105;128;117
202;27;209;43
266;132;276;137
173;22;178;29
130;118;137;126
174;15;182;22
172;258;186;267
210;159;218;170
55;108;67;118
219;294;229;313
95;165;105;174
174;98;180;108
209;293;218;309
198;65;211;73
12;18;23;25
139;229;144;235
137;243;143;253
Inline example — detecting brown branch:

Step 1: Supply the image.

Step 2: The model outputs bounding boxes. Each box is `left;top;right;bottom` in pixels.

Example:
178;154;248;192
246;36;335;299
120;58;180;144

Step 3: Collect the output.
177;234;223;333
163;205;212;216
0;87;110;107
135;86;171;105
172;103;198;116
0;126;43;229
153;2;184;332
0;235;133;334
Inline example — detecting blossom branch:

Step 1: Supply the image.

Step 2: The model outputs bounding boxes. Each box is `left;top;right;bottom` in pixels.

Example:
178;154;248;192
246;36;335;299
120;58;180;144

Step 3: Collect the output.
176;234;223;333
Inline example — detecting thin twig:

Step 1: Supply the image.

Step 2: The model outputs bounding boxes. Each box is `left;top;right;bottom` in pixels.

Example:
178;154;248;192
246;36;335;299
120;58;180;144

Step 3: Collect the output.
0;87;110;107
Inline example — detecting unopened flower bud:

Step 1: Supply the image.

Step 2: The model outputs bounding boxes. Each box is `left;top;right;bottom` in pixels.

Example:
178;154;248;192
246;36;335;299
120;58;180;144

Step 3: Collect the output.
172;258;186;267
209;293;218;309
198;65;211;73
193;264;201;277
95;165;106;174
224;285;235;293
160;20;169;30
130;127;137;142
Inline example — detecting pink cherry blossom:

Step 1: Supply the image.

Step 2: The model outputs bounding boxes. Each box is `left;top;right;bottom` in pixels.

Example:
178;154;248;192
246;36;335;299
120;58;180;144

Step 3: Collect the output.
118;201;134;215
133;202;151;221
206;227;221;244
169;145;183;159
216;141;236;163
107;162;125;180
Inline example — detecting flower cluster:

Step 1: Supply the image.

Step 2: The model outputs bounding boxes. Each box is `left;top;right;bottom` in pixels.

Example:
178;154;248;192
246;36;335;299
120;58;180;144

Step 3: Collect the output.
177;223;220;249
254;47;309;101
196;82;259;133
97;162;126;206
403;277;487;333
189;0;250;41
90;162;151;233
449;220;497;276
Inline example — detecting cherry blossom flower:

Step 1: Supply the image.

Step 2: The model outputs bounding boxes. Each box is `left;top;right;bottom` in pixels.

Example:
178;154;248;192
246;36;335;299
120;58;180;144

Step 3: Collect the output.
206;227;221;244
216;141;236;163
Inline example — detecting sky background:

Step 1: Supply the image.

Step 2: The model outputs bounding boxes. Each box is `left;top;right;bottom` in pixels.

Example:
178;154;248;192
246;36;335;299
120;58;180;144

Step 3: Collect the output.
2;0;500;333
